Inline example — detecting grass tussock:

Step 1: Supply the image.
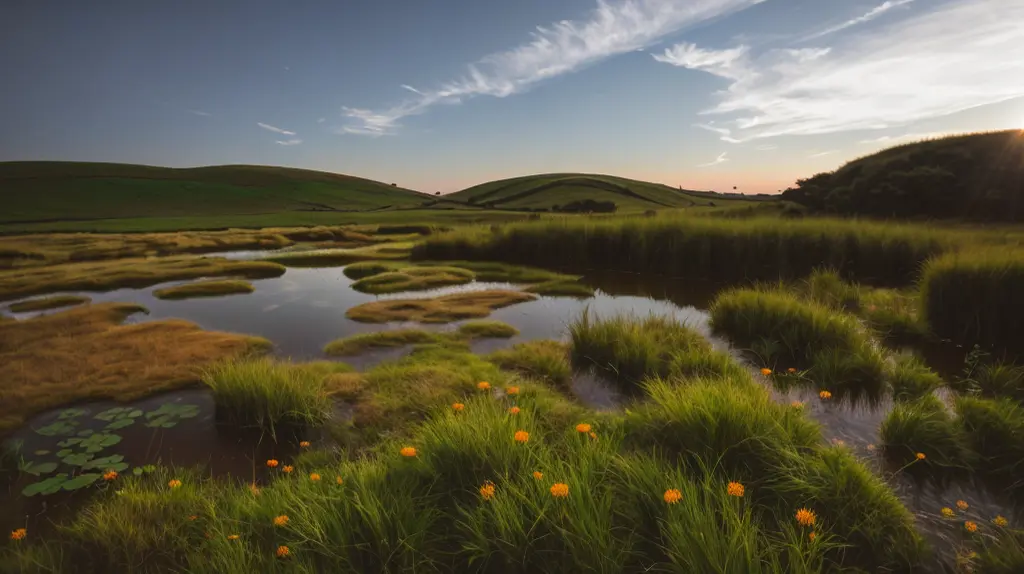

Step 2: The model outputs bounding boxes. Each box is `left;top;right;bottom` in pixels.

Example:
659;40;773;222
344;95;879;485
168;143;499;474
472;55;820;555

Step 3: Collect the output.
487;340;572;387
413;259;576;283
879;395;974;476
0;255;285;302
456;320;519;338
525;280;595;297
956;396;1024;481
342;260;405;279
7;294;90;312
570;310;748;388
153;279;255;300
801;269;929;344
346;289;536;323
350;266;474;294
0;303;270;433
888;354;943;402
920;248;1024;346
323;321;517;356
201;357;332;432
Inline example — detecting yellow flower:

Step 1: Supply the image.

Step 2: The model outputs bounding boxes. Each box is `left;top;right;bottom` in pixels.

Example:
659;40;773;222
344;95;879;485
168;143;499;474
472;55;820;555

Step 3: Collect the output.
533;471;543;480
761;368;772;376
309;473;321;482
795;508;816;527
336;476;344;485
727;481;744;497
964;521;978;533
273;515;289;527
809;531;816;542
663;489;682;504
575;423;592;433
282;465;294;474
589;431;597;440
9;528;26;541
956;500;969;511
400;446;417;457
915;452;926;460
791;401;804;409
266;459;279;468
994;515;1009;527
941;507;955;518
276;545;290;558
506;386;519;395
299;441;311;448
477;381;490;390
168;479;182;489
103;470;118;481
514;430;530;443
550;483;569;498
480;482;495;501
452;403;465;412
787;367;797;374
819;390;832;400
509;406;520;415
227;534;240;540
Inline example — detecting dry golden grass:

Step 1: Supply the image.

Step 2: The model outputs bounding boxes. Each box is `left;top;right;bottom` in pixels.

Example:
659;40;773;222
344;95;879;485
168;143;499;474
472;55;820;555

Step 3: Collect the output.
153;279;255;300
8;294;91;312
346;289;536;323
0;302;271;432
0;256;285;302
322;372;366;399
264;244;410;267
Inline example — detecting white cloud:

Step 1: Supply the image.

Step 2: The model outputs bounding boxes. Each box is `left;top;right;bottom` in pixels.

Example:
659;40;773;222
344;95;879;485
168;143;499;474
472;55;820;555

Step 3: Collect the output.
858;131;949;145
276;139;303;146
257;122;296;136
802;0;915;41
317;117;326;123
808;150;838;158
653;43;749;79
697;152;729;167
188;109;212;117
655;0;1024;142
340;0;764;136
755;144;777;150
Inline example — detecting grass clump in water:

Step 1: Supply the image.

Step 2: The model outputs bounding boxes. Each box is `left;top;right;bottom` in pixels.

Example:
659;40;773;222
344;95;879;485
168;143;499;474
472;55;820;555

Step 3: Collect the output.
0;302;270;433
525;280;595;297
342;260;405;279
456;320;519;338
351;266;474;294
956;396;1024;481
879;394;973;477
413;259;575;283
570;310;747;387
265;244;408;268
487;340;572;387
323;321;517;356
346;289;536;323
202;357;331;432
7;294;90;312
889;354;943;402
153;279;254;300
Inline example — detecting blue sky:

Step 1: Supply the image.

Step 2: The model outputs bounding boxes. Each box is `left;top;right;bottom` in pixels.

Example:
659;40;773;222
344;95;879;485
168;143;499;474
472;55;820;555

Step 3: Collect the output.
1;0;1022;193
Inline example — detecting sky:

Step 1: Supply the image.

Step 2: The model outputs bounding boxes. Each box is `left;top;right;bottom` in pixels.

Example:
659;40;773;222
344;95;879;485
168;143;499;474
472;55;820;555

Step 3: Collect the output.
1;0;1023;194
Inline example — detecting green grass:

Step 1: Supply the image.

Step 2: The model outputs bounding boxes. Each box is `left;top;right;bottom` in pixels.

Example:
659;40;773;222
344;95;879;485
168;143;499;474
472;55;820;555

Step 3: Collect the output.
201;358;332;434
486;340;572;388
525;280;595;297
879;395;973;477
7;294;90;312
569;310;748;388
888;354;943;402
956;396;1024;481
346;290;536;323
971;362;1024;401
322;322;518;356
341;260;405;279
350;266;474;294
456;320;519;338
153;279;255;300
414;259;577;283
920;248;1024;346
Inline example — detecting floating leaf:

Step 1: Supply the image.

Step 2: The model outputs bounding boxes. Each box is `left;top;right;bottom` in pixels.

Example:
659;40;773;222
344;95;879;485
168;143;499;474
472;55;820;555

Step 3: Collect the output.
36;421;77;437
56;449;73;457
57;438;83;447
133;467;144;476
94;462;129;473
81;455;124;470
58;408;87;420
61;453;95;466
77;429;95;437
142;464;156;473
94;407;129;421
105;419;135;430
144;415;174;429
33;450;50;456
23;474;68;496
127;409;143;418
20;461;59;476
62;473;102;491
79;433;122;454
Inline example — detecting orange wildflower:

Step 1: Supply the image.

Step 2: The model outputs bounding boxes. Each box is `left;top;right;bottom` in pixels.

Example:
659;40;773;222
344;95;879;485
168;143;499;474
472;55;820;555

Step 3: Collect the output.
266;459;279;468
533;471;543;480
480;481;495;501
227;534;240;540
915;452;926;460
760;368;772;376
336;476;344;485
819;390;832;400
477;381;491;390
509;406;520;415
957;500;969;511
550;483;569;498
514;430;530;443
787;367;797;374
727;481;744;497
994;515;1009;527
282;465;294;474
663;489;683;504
506;386;519;395
299;441;311;448
9;528;26;541
276;545;290;558
964;521;978;533
309;473;321;482
452;403;465;412
575;423;592;433
795;508;816;527
273;515;289;527
400;446;417;457
809;532;816;542
168;479;182;489
103;470;118;481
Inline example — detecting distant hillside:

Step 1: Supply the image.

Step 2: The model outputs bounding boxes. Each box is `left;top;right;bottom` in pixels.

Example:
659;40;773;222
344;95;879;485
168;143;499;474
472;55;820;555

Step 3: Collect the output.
0;162;430;224
782;131;1024;221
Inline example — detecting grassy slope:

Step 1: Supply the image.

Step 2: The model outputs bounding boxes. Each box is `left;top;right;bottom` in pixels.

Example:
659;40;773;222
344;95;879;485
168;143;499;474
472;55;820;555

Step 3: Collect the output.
0;161;431;223
448;173;761;211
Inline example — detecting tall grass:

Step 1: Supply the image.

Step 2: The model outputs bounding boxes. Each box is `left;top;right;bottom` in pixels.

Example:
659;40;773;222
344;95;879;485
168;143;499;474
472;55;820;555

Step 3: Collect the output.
486;340;572;387
920;248;1024;346
879;395;973;475
956;396;1024;480
413;214;952;284
202;358;331;434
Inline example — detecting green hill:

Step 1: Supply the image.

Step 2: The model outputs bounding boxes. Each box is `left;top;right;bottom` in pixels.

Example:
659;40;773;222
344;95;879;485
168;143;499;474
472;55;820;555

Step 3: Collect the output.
782;130;1024;221
0;162;431;224
448;173;757;212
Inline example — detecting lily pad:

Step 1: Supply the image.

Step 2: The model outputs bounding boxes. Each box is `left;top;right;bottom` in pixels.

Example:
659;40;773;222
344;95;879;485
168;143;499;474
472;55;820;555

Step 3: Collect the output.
133;467;144;476
36;421;77;437
61;453;95;466
146;403;200;419
142;464;156;473
62;473;102;491
79;433;122;454
105;419;135;430
23;474;68;496
20;461;59;476
77;429;95;437
81;455;124;470
94;407;129;421
58;408;87;420
57;438;83;447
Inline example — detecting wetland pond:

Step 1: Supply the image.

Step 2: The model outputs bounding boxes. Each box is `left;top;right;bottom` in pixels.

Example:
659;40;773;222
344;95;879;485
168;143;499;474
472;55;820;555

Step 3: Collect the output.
1;257;1014;562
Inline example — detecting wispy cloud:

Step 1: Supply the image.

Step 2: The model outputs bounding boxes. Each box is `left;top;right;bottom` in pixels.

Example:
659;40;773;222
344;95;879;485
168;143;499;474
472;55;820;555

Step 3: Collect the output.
340;0;764;136
188;110;212;117
257;122;296;136
808;150;838;158
858;131;949;145
316;117;326;124
802;0;915;41
697;152;729;167
654;0;1024;142
276;139;303;146
755;144;777;150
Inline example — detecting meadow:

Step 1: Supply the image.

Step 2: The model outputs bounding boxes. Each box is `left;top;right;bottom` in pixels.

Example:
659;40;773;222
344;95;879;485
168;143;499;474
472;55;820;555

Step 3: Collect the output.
1;210;1023;573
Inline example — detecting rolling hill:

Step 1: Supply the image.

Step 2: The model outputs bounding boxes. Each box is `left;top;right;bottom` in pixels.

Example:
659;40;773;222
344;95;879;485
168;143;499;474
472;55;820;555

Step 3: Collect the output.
782;130;1024;221
0;162;432;224
448;173;759;212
